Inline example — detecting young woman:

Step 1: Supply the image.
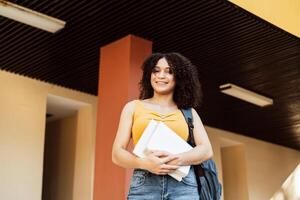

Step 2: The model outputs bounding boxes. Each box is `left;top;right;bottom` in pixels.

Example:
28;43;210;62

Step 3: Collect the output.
112;52;213;199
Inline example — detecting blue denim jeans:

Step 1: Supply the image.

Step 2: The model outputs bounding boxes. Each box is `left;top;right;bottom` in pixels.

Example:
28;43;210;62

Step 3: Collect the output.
127;168;200;200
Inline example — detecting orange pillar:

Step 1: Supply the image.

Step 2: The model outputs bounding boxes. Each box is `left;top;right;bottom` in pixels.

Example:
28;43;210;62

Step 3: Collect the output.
93;35;152;200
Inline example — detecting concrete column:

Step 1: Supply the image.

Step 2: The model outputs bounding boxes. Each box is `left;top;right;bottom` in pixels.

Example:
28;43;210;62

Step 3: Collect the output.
93;35;152;199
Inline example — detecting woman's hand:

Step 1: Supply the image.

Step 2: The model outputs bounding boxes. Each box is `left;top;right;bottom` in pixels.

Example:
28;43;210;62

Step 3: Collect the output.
142;150;179;175
165;154;184;166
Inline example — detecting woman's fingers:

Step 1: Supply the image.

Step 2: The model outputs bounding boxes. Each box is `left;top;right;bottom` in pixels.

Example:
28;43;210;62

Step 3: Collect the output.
161;164;179;170
157;171;171;175
156;165;178;175
144;152;180;175
149;163;179;175
160;154;178;164
151;150;171;157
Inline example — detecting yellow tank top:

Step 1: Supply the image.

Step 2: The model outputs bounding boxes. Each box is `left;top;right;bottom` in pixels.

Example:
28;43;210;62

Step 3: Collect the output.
131;100;189;145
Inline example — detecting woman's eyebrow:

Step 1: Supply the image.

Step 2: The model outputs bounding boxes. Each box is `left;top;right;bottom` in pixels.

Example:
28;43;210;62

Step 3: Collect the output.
154;65;170;69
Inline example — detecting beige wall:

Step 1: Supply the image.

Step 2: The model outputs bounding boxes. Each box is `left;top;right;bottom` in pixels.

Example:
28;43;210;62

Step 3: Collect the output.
221;145;249;200
73;106;96;200
43;115;78;200
229;0;300;37
0;74;46;200
207;126;300;200
0;70;97;200
271;163;300;199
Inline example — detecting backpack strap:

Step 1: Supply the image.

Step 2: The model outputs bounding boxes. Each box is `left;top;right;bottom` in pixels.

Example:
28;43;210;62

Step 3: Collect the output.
180;108;203;195
181;108;196;147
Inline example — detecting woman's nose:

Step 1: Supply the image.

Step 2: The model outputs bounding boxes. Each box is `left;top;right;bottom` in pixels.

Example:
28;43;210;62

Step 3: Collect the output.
157;71;166;78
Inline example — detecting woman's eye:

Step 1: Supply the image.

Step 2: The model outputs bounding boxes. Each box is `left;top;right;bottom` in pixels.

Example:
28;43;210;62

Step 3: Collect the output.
152;68;173;75
164;68;173;74
152;69;159;73
167;69;173;74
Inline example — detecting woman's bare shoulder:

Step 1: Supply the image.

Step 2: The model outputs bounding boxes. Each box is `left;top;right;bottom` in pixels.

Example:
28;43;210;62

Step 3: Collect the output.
122;99;138;114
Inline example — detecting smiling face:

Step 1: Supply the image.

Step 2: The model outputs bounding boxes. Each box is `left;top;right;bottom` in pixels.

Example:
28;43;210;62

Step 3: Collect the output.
150;57;176;95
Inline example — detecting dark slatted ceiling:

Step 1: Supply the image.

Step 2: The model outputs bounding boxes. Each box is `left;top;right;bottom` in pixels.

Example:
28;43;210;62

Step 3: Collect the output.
1;0;300;150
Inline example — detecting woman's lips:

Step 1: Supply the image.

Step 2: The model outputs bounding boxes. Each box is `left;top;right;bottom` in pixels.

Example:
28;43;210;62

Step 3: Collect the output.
155;81;168;84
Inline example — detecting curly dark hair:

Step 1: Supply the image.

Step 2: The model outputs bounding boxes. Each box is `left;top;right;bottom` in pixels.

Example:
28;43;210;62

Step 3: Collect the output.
139;52;202;109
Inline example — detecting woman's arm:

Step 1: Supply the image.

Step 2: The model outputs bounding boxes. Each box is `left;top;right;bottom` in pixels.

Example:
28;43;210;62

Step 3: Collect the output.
112;101;179;175
167;108;213;166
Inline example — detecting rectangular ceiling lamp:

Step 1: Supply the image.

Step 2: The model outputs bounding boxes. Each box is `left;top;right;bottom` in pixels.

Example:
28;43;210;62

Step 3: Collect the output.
220;83;273;107
0;0;66;33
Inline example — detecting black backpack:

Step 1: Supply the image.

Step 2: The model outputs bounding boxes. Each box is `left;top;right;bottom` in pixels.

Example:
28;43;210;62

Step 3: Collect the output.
181;108;222;200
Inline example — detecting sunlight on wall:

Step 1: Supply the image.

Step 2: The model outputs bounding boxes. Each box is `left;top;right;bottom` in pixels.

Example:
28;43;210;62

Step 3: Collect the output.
271;163;300;200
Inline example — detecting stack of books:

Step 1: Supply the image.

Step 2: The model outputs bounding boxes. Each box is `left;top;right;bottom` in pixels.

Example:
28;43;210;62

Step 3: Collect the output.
133;120;193;181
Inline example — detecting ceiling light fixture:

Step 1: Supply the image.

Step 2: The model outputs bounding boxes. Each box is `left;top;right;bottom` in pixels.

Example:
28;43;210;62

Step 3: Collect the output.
220;83;273;107
0;0;66;33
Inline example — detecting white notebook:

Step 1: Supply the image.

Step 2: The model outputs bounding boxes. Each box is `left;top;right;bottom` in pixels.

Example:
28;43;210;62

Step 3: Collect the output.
133;120;158;158
133;120;193;181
